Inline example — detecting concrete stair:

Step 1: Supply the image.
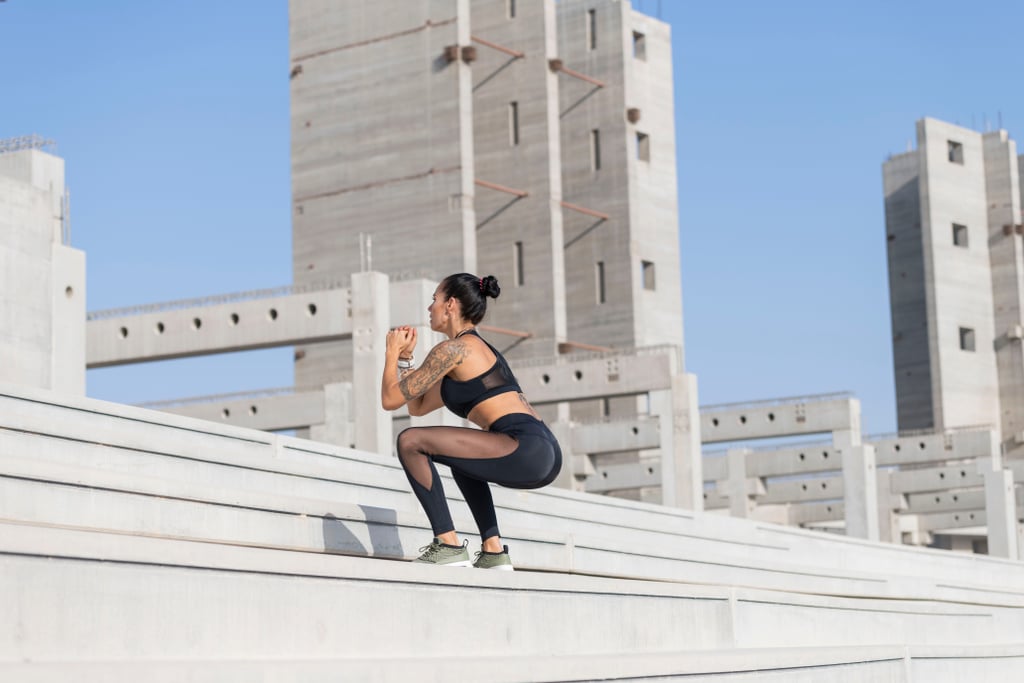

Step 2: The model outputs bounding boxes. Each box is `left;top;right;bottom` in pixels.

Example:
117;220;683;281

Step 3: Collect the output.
3;383;1024;681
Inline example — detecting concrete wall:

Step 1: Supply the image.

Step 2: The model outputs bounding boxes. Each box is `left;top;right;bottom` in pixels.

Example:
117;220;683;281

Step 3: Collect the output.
554;0;683;437
985;132;1024;453
916;119;998;431
470;0;565;360
884;150;933;430
289;0;476;388
0;149;84;395
622;6;683;352
885;119;1003;433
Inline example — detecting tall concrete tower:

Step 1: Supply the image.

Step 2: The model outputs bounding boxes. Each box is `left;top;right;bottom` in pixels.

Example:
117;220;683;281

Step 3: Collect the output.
289;0;685;415
557;0;682;352
0;140;85;395
883;118;1024;454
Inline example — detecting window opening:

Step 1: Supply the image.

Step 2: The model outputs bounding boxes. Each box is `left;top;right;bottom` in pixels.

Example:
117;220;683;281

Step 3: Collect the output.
642;260;656;290
948;140;964;164
514;241;524;286
637;132;650;161
509;102;520;146
959;326;975;352
633;31;646;60
952;223;968;248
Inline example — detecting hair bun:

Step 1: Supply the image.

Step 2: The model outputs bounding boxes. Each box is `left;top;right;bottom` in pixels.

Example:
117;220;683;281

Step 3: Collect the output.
481;275;501;299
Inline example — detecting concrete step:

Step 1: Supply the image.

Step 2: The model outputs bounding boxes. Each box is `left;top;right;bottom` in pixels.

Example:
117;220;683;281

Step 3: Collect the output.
4;383;1024;604
0;387;1007;589
0;646;963;682
1;519;1021;654
4;432;1024;609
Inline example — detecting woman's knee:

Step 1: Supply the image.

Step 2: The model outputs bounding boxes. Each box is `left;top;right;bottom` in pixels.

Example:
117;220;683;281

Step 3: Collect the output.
396;427;427;466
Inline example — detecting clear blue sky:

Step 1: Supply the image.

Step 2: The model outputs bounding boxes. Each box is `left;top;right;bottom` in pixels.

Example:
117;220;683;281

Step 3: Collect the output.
4;0;1024;437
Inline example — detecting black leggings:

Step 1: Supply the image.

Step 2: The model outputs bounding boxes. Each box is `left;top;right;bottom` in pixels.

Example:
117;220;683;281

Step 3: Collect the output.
396;413;562;540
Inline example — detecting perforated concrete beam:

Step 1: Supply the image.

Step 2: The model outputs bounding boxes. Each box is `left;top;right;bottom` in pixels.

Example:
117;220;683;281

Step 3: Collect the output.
701;397;859;444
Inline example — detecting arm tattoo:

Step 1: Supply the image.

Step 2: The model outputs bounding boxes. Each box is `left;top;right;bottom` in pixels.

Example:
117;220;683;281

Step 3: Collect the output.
399;339;468;401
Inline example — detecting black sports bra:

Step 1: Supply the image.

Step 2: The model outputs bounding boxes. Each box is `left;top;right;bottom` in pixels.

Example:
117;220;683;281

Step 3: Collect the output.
441;330;522;418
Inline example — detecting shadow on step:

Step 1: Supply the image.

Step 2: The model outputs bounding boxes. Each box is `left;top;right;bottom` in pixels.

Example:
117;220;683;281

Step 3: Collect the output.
322;506;404;558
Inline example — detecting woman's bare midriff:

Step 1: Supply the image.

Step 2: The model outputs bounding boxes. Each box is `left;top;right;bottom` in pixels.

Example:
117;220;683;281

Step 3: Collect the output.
467;392;540;431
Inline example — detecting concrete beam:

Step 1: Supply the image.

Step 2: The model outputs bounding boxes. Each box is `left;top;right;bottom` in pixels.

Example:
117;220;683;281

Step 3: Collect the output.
872;428;999;468
512;348;675;404
585;458;662;493
889;464;985;495
86;277;437;369
760;476;844;505
571;417;660;454
700;396;859;444
158;389;326;432
87;288;355;368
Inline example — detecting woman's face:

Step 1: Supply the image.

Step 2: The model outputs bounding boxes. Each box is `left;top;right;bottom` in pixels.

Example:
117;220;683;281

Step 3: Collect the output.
427;286;448;332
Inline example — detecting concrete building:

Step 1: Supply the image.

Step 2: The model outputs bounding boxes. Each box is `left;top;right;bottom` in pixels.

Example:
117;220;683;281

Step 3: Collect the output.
883;118;1024;455
288;0;684;406
0;137;85;395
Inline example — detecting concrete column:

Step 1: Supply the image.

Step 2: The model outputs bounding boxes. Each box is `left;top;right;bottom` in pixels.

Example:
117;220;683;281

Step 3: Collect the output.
650;388;676;505
726;448;753;518
548;419;576;491
874;469;903;544
310;382;354;448
653;373;702;511
351;272;391;456
983;467;1019;559
836;429;879;541
50;243;85;395
680;373;703;511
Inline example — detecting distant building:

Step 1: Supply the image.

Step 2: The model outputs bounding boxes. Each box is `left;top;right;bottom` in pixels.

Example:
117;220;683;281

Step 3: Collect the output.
0;138;85;395
289;0;685;423
883;118;1024;454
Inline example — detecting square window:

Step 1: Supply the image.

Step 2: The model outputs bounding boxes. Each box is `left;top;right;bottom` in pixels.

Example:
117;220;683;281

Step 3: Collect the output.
590;129;601;171
959;326;975;352
948;140;964;164
636;132;650;161
633;31;646;60
953;223;968;248
642;260;656;290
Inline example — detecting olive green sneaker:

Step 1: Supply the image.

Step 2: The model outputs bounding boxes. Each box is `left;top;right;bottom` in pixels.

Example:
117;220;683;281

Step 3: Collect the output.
472;545;514;571
412;538;471;567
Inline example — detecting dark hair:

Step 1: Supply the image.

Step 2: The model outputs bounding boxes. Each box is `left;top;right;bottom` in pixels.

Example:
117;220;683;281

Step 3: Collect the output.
441;273;500;325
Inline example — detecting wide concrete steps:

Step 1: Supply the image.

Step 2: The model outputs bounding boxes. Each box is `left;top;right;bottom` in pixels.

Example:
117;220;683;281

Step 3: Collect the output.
3;521;1023;682
4;383;1024;679
4;430;1024;610
3;397;1024;608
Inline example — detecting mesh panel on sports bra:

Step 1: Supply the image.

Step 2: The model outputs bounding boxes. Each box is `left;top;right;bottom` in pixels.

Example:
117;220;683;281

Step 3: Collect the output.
479;363;512;390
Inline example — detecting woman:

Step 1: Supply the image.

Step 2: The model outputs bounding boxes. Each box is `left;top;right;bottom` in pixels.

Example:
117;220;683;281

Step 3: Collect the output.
380;273;562;570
